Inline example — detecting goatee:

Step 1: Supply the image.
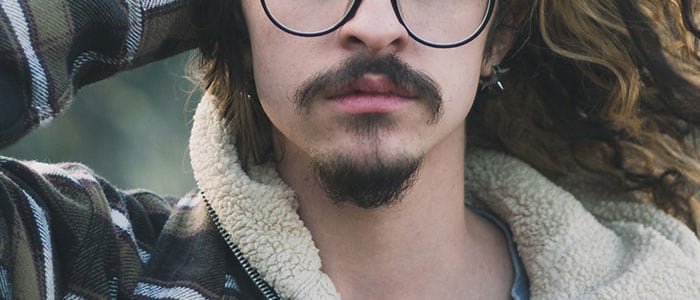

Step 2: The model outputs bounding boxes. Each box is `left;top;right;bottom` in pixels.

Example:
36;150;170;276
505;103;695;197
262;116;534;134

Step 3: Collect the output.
311;152;423;209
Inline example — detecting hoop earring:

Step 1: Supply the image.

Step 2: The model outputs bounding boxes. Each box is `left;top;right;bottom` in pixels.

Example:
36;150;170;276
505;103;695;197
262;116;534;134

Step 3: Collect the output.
479;65;510;91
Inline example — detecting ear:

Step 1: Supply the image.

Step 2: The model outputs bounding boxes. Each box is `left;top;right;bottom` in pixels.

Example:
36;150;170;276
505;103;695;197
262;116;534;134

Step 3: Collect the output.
480;26;518;77
480;1;531;77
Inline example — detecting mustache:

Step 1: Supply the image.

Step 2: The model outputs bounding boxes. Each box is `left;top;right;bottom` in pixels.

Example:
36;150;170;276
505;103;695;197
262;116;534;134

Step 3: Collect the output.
294;53;443;123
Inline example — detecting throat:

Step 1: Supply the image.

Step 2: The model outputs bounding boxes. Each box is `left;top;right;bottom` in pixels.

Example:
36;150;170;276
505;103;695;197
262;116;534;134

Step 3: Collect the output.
298;197;515;300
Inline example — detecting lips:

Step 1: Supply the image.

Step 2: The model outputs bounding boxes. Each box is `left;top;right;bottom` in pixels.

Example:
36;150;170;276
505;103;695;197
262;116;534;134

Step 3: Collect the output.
325;74;415;114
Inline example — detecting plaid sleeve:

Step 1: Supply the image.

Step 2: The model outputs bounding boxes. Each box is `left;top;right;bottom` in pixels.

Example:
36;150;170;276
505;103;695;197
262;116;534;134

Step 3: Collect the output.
0;156;175;299
0;0;197;147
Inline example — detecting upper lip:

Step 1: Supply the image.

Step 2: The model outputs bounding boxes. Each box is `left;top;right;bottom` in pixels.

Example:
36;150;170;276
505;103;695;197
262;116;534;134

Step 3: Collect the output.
325;74;414;100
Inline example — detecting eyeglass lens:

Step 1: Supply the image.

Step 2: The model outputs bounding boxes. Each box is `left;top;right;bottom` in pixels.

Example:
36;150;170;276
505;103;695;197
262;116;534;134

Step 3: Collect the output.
262;0;492;47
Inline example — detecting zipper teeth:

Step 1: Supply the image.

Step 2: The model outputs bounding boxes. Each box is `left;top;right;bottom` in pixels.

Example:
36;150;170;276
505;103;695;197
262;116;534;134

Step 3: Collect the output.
200;191;281;300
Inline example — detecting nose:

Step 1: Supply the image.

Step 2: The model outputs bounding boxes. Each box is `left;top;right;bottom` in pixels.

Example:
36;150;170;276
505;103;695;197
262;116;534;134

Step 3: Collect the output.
337;1;410;54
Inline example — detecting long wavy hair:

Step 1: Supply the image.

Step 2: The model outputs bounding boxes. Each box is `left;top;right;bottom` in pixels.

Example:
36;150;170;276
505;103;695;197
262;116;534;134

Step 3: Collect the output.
193;0;700;235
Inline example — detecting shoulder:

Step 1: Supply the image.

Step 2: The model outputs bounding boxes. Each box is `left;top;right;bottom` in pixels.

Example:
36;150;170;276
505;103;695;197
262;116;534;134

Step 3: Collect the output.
569;186;700;299
464;148;700;299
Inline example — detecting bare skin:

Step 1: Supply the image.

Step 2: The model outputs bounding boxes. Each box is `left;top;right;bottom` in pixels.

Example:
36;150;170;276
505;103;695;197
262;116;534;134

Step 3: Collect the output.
242;0;516;298
278;125;514;299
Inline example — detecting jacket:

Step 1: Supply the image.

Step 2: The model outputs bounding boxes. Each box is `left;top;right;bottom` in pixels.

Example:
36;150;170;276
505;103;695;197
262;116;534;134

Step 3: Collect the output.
1;0;699;299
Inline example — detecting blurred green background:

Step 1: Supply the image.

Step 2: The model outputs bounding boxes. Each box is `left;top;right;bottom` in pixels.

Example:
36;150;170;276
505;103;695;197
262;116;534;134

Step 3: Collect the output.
0;52;200;196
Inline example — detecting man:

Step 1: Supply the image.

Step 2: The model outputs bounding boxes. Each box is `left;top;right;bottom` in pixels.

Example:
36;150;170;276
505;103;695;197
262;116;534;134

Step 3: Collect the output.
195;0;522;298
0;0;698;299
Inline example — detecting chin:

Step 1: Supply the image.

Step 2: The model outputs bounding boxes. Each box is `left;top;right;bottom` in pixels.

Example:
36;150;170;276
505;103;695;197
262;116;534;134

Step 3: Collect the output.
310;148;425;209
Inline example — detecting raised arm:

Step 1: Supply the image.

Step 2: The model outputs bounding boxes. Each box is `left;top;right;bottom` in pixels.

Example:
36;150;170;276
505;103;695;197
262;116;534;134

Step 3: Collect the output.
0;0;197;147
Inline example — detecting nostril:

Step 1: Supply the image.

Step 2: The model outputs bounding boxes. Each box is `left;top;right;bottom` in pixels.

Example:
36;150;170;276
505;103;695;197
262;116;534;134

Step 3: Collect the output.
348;36;362;45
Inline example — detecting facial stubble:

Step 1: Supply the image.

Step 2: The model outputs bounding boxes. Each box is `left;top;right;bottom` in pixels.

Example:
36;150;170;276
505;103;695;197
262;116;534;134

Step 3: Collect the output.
296;54;441;208
311;146;424;209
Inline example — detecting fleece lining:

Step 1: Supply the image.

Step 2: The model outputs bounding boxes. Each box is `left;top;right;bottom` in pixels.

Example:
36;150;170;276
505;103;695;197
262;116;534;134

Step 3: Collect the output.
189;94;340;299
463;149;700;299
190;94;700;299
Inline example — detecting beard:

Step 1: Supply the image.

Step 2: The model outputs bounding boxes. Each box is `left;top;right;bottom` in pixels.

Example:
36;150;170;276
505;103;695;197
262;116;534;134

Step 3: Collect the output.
311;148;423;209
295;53;439;208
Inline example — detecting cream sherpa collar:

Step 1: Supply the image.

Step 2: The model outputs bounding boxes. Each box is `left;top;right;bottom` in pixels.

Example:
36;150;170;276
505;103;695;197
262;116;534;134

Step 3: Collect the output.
190;94;700;299
189;94;340;299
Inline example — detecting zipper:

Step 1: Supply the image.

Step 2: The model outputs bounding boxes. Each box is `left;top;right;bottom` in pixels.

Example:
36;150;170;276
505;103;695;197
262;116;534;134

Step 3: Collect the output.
200;191;281;300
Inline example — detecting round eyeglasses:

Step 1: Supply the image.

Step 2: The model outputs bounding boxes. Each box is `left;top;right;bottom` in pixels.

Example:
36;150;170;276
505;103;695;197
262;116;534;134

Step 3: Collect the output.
261;0;496;48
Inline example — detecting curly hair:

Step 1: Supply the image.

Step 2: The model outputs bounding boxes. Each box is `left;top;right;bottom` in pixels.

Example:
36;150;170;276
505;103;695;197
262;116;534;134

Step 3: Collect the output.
471;0;700;234
193;0;700;235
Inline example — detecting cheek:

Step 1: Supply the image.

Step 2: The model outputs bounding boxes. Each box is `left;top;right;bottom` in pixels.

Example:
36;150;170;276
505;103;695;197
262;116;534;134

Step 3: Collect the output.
245;0;305;113
247;36;326;149
249;34;296;106
248;37;310;132
423;47;484;123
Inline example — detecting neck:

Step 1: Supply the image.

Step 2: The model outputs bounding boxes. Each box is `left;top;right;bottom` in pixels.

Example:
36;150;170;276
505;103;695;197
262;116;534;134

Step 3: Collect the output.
276;128;513;299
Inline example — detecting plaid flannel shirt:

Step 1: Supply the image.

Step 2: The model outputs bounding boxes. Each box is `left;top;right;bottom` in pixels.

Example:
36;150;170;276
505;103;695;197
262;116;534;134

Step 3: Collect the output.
0;1;277;299
0;0;195;147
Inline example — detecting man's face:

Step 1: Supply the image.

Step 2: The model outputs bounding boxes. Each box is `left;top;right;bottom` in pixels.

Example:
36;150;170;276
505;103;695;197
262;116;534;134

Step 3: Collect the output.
241;0;491;206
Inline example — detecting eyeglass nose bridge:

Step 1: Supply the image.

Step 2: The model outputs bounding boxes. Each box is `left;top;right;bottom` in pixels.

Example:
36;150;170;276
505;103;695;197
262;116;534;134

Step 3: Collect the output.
339;0;412;45
260;0;496;49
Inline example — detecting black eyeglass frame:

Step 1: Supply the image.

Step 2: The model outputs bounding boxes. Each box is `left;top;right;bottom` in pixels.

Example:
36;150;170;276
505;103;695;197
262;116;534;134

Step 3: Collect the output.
261;0;496;48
